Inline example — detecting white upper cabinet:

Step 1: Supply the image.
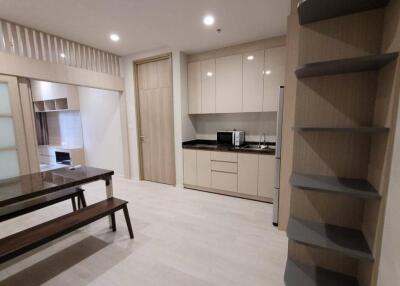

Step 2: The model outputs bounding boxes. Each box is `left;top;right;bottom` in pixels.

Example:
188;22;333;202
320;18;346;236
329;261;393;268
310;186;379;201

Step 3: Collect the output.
201;59;216;113
263;46;286;112
187;45;286;114
243;50;265;112
188;61;201;114
216;54;243;113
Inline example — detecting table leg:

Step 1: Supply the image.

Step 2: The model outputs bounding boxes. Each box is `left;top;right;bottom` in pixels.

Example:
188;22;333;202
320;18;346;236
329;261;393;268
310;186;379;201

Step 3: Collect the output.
105;177;114;228
106;178;113;198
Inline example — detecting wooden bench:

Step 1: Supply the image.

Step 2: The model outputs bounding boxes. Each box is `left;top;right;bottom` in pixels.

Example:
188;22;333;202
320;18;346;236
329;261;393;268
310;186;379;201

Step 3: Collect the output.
0;187;86;223
0;198;134;264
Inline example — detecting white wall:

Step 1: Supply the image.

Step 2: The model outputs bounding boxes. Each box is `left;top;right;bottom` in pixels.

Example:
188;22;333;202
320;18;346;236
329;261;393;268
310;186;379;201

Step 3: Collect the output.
193;112;277;142
122;48;186;186
378;100;400;285
79;87;125;176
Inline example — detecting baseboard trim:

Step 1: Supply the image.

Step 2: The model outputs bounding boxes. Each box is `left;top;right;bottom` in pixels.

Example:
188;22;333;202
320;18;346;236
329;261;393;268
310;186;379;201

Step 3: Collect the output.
184;184;273;204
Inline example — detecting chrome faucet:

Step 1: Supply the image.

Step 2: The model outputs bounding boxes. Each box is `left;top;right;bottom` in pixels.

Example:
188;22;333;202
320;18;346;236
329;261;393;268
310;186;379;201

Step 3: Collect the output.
258;134;266;148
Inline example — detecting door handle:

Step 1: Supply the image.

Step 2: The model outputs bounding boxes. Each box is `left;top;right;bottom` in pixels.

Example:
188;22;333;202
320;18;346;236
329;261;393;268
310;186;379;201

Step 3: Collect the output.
139;135;145;142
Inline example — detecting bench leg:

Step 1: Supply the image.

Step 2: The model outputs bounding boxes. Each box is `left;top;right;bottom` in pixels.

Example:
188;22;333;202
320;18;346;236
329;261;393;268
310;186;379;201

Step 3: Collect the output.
71;197;77;211
110;213;116;232
122;205;134;239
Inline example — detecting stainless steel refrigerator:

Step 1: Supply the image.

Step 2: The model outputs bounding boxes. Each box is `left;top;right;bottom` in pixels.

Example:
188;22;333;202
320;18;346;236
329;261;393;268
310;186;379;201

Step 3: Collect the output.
273;86;284;226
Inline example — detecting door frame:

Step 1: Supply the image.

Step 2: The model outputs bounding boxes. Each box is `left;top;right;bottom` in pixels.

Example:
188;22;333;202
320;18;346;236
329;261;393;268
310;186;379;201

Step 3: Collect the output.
133;53;176;183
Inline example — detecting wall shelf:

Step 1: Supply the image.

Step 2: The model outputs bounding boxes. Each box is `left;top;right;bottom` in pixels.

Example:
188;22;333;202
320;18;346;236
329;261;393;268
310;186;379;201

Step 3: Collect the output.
284;258;359;286
298;0;390;25
287;217;374;261
295;53;398;78
290;173;381;199
292;126;389;133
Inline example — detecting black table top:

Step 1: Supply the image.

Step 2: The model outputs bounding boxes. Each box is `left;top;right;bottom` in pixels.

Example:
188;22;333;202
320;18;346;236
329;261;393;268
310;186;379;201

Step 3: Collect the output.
0;166;114;207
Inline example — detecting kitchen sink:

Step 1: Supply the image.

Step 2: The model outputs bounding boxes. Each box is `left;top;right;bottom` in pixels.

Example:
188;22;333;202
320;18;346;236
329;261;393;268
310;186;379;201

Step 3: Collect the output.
242;144;269;150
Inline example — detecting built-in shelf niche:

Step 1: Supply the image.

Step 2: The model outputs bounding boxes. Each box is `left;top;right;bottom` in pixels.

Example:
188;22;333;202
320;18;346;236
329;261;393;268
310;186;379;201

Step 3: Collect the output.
286;1;398;285
297;0;391;25
34;97;79;113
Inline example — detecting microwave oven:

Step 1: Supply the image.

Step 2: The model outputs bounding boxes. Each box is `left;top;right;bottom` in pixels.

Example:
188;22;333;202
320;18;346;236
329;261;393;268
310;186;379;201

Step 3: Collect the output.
217;131;245;146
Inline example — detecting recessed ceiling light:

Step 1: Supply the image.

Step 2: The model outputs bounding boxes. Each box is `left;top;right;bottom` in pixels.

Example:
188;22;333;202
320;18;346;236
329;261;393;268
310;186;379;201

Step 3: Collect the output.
60;53;66;58
265;70;271;75
110;33;120;42
203;15;215;26
247;55;254;61
206;72;213;77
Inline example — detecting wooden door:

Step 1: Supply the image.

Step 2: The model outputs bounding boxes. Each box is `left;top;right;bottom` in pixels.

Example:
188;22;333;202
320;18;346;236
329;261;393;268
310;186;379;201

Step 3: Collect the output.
137;57;176;185
0;75;30;180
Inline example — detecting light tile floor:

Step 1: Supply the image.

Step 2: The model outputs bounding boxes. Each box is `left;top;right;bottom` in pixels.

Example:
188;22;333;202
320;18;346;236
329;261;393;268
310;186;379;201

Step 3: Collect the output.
0;177;288;286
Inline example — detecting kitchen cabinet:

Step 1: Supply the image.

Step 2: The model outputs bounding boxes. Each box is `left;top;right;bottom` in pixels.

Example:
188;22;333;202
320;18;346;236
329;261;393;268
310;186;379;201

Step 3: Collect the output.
216;55;243;113
263;46;286;112
211;171;238;192
197;150;211;187
183;149;275;201
187;45;286;114
258;154;275;198
211;151;237;162
243;50;265;112
183;149;197;185
201;59;216;113
188;62;201;114
238;153;259;196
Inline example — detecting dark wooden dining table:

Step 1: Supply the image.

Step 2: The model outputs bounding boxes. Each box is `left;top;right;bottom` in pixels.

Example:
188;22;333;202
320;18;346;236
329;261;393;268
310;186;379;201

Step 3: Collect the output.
0;166;114;208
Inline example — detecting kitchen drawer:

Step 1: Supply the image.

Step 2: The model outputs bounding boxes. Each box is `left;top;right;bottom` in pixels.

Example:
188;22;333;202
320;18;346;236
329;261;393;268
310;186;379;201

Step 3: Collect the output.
40;155;56;164
211;151;237;162
211;161;238;173
211;171;238;192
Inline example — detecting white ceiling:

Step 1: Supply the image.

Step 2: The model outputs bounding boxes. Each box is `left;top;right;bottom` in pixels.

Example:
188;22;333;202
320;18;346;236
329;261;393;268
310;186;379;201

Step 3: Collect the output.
0;0;290;56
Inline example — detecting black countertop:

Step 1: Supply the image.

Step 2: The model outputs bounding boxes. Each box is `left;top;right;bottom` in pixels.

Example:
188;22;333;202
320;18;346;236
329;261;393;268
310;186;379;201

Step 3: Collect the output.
182;140;275;155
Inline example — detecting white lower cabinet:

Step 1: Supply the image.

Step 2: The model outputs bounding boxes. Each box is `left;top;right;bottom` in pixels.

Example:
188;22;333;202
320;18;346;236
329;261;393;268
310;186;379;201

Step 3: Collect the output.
258;155;275;198
211;171;238;192
197;150;211;187
183;149;197;185
238;153;259;196
183;149;274;200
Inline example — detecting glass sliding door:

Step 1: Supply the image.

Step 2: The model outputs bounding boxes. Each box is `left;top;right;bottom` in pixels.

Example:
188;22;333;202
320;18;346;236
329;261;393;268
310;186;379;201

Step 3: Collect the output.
0;75;29;180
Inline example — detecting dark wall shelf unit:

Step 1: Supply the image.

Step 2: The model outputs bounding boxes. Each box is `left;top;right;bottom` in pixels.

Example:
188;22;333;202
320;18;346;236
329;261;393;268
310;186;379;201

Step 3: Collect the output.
295;53;398;78
298;0;390;25
290;173;381;199
284;258;359;286
292;126;389;133
287;217;374;261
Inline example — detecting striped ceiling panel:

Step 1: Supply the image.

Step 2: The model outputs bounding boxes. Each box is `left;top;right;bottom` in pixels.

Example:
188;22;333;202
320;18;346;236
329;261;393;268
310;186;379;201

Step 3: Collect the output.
0;19;121;77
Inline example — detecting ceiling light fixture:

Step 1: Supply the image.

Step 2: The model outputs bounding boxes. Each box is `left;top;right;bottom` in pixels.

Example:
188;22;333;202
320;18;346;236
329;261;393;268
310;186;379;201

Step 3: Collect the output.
265;70;271;75
247;55;254;61
203;15;215;26
206;72;213;77
110;33;120;42
60;53;66;58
